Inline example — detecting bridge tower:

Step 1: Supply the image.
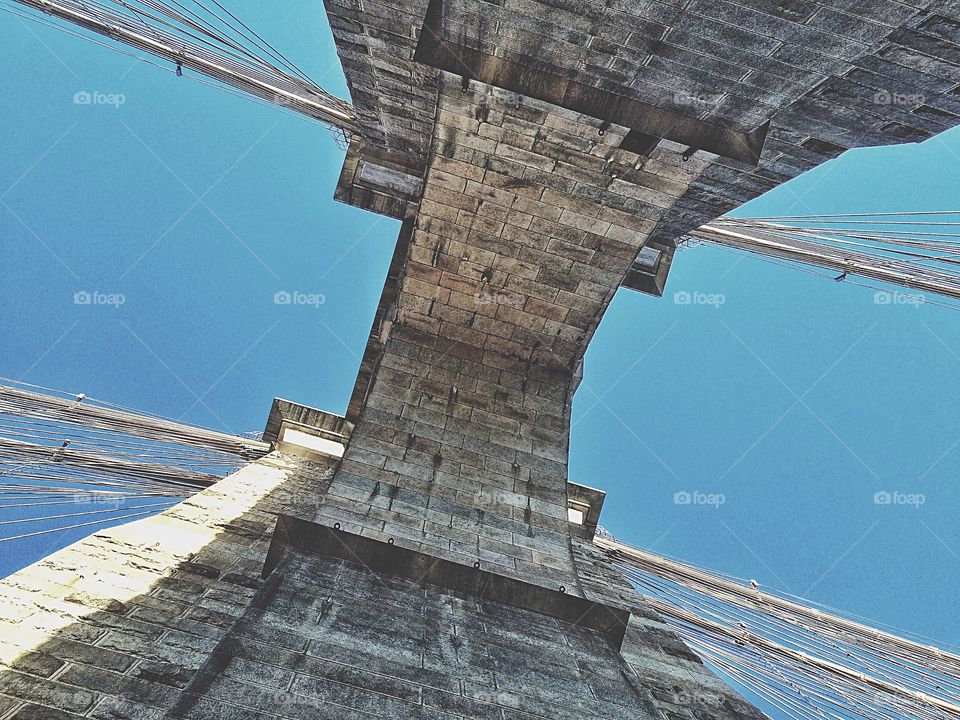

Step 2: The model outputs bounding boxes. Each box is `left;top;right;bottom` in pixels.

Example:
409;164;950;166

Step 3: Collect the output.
4;1;960;718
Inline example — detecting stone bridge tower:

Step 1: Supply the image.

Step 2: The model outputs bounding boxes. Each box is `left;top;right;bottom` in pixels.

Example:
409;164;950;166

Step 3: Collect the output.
4;1;960;718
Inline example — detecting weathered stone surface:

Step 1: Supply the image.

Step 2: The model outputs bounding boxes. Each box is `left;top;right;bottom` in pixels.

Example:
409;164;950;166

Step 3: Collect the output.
311;2;960;719
326;0;960;291
9;2;960;718
0;454;337;719
317;79;712;596
170;549;660;720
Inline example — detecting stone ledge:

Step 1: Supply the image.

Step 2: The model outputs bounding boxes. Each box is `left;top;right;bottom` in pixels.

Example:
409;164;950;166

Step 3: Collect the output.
261;399;353;447
334;136;425;221
262;514;631;650
414;0;769;165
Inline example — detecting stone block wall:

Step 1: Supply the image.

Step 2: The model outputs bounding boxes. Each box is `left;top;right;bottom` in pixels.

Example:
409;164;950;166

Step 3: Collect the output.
0;447;769;720
168;546;663;720
0;453;336;718
326;0;960;292
316;76;711;590
324;0;436;173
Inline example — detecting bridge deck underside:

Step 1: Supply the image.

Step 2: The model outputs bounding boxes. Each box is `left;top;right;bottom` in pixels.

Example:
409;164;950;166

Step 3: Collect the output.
326;0;960;287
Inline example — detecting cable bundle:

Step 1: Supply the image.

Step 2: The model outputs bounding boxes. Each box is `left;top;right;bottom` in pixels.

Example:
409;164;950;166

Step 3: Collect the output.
1;0;356;132
693;212;960;308
600;537;960;720
0;378;270;543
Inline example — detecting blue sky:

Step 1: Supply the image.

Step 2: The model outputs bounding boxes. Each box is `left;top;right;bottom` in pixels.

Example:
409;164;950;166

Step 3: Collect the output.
2;0;959;683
